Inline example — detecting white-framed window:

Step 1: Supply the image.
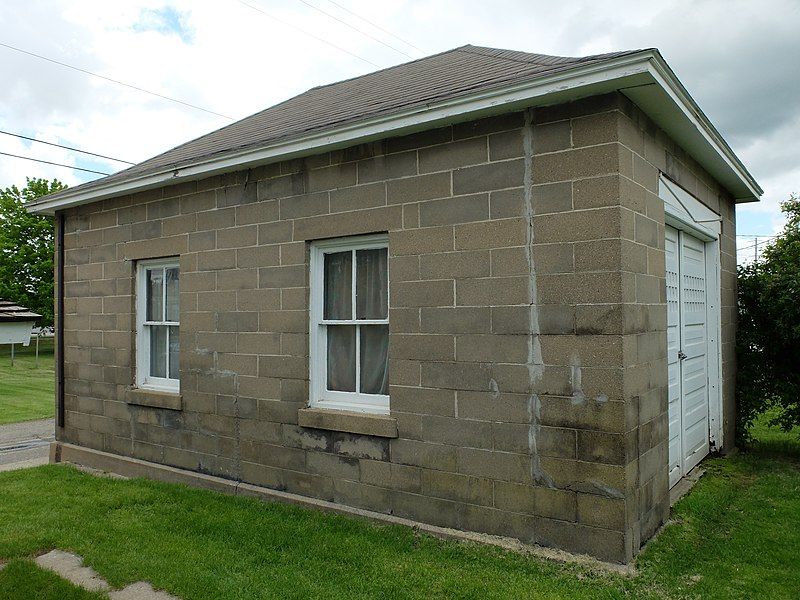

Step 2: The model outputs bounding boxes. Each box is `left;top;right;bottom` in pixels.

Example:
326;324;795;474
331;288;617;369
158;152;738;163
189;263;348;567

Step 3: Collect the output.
136;258;180;392
310;235;389;414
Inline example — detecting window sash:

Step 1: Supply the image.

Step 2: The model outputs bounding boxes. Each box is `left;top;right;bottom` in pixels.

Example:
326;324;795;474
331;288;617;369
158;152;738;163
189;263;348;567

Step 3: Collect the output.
137;258;180;392
310;235;389;414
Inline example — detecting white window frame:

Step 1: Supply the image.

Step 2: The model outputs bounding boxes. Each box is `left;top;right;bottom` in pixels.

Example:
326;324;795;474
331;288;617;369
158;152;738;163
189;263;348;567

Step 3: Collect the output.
309;234;389;414
136;257;180;392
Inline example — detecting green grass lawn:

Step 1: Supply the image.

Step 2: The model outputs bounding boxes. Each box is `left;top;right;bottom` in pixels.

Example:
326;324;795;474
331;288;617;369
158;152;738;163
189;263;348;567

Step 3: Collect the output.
0;337;54;425
0;419;797;599
0;560;105;600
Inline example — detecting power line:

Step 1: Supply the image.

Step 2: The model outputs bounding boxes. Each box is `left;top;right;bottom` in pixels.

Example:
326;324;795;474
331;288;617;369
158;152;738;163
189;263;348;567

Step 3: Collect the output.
324;0;425;53
295;0;413;59
0;151;110;175
737;242;758;253
0;129;134;165
235;0;381;68
737;240;775;254
736;234;777;238
0;41;234;121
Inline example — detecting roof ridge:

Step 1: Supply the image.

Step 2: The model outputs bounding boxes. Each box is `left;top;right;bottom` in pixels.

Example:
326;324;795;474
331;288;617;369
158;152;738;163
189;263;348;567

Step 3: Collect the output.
457;45;573;65
305;45;472;93
459;45;645;68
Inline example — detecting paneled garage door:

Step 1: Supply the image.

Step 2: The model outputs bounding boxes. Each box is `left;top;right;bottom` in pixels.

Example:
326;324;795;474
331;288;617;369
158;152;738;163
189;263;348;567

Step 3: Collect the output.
666;225;711;488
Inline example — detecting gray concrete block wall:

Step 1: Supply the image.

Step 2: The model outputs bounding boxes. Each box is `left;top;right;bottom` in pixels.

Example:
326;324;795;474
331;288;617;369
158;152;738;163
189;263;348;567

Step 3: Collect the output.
57;92;736;563
611;95;739;548
612;98;738;451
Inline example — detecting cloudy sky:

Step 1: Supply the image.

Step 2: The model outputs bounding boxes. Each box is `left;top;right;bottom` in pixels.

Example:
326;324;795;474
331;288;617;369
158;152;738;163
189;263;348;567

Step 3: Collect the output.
1;0;797;261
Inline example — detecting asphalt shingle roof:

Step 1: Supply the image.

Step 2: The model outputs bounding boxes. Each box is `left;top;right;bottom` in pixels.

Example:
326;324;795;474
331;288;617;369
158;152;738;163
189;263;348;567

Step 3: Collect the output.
42;44;643;203
0;300;41;322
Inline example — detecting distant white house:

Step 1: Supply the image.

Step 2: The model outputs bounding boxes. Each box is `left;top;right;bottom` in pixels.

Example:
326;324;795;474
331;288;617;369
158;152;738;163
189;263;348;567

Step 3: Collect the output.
0;300;41;345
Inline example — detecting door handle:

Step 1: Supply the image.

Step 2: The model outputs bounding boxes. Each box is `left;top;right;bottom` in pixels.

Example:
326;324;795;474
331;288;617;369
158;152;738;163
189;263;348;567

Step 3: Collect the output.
678;350;687;360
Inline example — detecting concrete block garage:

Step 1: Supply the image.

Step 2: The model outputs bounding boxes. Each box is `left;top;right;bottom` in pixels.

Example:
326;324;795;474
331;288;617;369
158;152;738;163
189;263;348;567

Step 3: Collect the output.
30;45;760;563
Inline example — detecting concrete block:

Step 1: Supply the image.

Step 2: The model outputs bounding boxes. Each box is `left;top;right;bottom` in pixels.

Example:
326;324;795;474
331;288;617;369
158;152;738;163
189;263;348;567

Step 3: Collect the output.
455;217;527;250
387;172;451;204
533;120;571;154
420;307;491;334
452;159;524;195
329;182;386;213
390;226;454;256
421;469;493;505
419;250;490;279
418;193;489;226
390;385;455;416
357;151;418;184
419;137;488;173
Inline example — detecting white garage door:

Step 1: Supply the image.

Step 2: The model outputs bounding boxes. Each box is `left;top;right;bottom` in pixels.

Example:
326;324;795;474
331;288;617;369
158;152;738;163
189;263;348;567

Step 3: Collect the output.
666;225;711;488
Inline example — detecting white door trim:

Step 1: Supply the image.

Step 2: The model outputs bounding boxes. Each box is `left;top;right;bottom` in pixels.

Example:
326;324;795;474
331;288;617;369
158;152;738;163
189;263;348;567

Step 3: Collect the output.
659;175;724;456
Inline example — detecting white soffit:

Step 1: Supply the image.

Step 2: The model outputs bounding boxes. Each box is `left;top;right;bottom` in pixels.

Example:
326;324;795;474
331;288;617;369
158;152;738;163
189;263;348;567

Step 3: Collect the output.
624;55;760;203
28;50;761;214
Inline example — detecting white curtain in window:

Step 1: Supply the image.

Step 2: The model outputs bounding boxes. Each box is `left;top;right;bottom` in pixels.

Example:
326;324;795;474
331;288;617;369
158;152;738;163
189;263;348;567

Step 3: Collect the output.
327;325;355;391
360;325;388;394
324;251;352;320
322;246;388;396
356;248;388;319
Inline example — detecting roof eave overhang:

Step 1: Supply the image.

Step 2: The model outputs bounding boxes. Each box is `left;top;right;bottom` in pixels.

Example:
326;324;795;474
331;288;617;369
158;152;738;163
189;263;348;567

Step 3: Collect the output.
28;50;761;215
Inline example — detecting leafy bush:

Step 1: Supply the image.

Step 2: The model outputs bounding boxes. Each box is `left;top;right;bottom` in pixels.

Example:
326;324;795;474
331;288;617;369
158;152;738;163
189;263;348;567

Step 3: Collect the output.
736;194;800;445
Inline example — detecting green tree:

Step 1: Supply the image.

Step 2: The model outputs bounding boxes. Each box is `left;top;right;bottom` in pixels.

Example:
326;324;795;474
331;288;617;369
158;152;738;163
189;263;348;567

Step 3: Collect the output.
736;194;800;445
0;177;66;326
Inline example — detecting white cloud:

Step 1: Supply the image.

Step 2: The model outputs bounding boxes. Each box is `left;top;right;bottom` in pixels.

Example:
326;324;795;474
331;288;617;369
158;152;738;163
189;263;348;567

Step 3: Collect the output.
0;0;796;246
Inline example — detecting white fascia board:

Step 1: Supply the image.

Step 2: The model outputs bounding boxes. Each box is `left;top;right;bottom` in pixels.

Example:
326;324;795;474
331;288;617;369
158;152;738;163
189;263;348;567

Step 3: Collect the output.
644;55;762;202
28;50;760;214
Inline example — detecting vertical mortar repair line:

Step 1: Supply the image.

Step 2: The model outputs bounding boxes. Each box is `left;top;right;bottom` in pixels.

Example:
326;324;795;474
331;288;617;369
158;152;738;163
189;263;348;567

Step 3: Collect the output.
522;108;552;487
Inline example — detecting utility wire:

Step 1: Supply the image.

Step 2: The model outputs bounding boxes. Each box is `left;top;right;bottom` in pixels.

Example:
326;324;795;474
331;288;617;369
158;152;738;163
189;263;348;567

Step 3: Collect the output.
325;0;425;53
0;41;234;121
0;129;134;165
235;0;381;68
0;151;110;175
295;0;413;59
737;240;775;253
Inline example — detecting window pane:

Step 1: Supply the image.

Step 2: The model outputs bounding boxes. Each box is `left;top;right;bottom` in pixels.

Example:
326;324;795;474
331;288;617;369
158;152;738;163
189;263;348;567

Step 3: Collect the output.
149;325;167;378
166;267;180;322
168;326;179;380
356;248;388;320
327;325;355;392
360;325;389;394
324;251;352;320
146;268;164;321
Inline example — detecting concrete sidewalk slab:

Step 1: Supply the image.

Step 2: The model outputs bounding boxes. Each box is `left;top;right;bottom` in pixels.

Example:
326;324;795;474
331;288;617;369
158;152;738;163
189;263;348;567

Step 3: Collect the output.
34;549;179;599
110;581;180;600
0;418;54;471
34;550;110;592
0;418;54;445
0;454;48;472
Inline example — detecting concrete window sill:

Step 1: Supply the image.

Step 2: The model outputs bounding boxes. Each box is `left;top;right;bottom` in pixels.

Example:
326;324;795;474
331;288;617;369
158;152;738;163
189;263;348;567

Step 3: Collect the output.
297;408;398;438
125;387;182;411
